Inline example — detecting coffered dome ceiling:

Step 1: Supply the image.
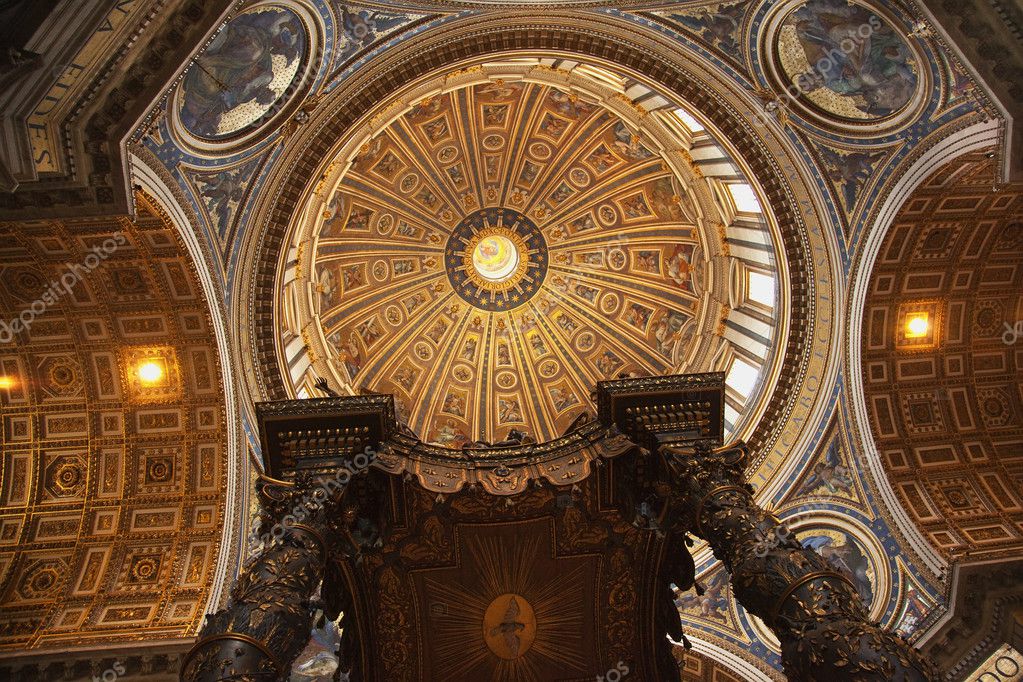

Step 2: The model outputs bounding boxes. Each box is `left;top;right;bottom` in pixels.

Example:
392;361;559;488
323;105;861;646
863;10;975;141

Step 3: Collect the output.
280;61;786;445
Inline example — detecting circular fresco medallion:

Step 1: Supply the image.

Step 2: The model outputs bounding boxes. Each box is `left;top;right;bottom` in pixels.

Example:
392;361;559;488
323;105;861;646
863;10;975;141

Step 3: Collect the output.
528;142;552;159
569;167;590;187
600;293;620;315
400;173;420;193
765;0;924;130
452;363;475;384
177;5;309;141
438;145;459;163
575;331;596;352
385;305;403;326
483;134;505;150
446;208;548;311
414;342;433;360
608;248;627;270
538;360;559;378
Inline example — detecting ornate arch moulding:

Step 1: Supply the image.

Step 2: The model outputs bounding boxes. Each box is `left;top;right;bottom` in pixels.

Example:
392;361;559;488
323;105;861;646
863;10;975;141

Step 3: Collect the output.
844;116;1004;581
128;149;249;613
238;11;843;504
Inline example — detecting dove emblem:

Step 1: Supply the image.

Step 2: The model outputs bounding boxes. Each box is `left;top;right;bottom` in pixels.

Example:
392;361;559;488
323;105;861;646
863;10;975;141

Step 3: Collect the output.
483;593;537;659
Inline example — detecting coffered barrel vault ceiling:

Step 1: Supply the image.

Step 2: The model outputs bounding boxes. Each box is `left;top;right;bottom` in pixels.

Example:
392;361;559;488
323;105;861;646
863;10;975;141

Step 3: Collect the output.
861;152;1023;562
282;63;785;445
0;197;230;653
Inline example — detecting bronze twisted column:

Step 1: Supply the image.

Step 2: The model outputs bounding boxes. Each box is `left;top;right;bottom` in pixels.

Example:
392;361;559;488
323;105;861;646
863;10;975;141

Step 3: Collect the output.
180;475;344;681
595;373;937;681
664;441;937;681
181;395;394;681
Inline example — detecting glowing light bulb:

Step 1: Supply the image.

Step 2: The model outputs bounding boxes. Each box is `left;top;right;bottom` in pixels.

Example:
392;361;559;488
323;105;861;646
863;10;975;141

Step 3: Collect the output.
905;314;930;339
0;376;16;390
137;360;165;385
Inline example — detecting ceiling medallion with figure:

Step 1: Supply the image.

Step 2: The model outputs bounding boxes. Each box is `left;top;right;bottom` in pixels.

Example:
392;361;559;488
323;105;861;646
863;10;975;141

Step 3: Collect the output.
446;208;547;311
483;593;537;659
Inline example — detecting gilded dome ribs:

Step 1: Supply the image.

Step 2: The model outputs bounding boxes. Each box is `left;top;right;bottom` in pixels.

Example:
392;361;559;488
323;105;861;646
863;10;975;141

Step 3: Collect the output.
352;291;455;387
415;309;476;436
319;266;440;331
339;175;448;235
548;262;696;321
457;87;487;211
505;310;557;438
391;117;466;217
497;84;544;206
543;284;662;375
515;103;615;217
528;301;603;403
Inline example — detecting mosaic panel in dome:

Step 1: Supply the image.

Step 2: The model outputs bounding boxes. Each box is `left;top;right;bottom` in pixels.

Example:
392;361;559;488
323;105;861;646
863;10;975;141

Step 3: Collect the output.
786;420;868;510
176;4;309;141
759;0;928;134
651;1;751;73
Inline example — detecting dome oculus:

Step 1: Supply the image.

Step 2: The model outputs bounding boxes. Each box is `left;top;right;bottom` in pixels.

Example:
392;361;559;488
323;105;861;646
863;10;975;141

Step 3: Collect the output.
473;236;519;282
446;208;547;311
